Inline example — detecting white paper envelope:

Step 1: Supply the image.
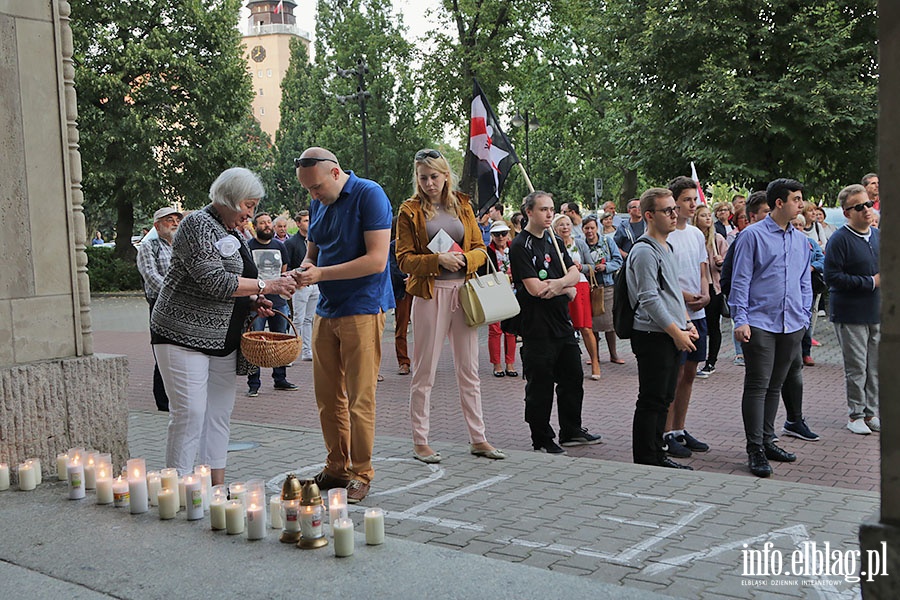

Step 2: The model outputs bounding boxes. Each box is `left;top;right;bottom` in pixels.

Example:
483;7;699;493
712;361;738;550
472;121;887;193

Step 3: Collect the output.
427;228;455;254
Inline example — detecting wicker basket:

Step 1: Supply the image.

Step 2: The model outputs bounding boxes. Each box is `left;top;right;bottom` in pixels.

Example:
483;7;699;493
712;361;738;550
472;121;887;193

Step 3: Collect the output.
240;310;301;368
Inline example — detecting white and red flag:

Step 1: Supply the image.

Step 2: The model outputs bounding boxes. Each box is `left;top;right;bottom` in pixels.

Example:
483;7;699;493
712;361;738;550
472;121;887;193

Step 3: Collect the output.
690;161;707;205
274;0;284;14
461;80;520;215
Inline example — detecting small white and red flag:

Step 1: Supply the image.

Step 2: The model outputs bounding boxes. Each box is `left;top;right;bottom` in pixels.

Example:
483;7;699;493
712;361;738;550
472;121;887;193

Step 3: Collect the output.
274;0;284;14
690;161;707;205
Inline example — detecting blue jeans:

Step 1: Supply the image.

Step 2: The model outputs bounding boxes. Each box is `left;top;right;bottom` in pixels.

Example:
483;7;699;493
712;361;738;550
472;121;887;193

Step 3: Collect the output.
247;305;291;389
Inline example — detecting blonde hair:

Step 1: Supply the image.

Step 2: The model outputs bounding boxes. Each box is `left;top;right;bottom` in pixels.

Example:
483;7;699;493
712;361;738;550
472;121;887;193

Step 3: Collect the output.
551;214;573;240
411;151;461;219
693;204;717;252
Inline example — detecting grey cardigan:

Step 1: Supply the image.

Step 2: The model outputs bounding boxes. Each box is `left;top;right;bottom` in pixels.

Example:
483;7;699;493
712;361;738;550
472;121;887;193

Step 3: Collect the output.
625;235;688;333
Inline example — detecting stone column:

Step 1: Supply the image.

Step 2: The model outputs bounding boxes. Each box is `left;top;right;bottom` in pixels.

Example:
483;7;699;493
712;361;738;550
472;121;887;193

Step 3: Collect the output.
0;1;128;478
860;2;900;597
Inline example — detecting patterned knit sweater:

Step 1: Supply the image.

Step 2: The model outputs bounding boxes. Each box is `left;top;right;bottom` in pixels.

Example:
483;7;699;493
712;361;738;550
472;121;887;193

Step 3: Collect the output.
150;204;254;352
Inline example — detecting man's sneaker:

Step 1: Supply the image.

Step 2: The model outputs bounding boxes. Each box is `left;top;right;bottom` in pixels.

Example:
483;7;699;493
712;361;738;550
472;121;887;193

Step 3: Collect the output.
816;309;826;318
764;442;796;463
782;419;820;441
679;431;709;452
696;364;715;379
748;450;772;477
811;337;822;347
533;440;566;454
274;381;299;391
346;479;370;504
865;416;881;432
695;368;709;379
659;457;693;470
802;355;815;367
733;355;745;366
313;470;350;491
247;387;259;398
559;428;602;447
847;418;872;435
663;433;692;458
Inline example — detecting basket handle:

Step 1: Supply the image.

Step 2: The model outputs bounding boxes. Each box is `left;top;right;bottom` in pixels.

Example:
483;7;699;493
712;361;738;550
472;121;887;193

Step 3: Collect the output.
244;308;299;339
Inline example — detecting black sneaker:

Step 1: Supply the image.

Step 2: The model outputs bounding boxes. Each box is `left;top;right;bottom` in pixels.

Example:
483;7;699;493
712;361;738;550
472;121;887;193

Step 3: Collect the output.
695;364;715;379
678;430;709;452
663;433;692;458
247;387;259;398
748;450;772;477
764;442;796;463
559;428;602;447
782;419;820;441
274;381;298;391
313;470;350;491
659;457;694;470
533;440;566;454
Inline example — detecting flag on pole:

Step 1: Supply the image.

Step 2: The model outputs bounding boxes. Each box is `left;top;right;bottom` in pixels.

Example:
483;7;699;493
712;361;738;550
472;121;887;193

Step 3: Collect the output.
690;162;707;205
274;0;284;14
461;80;520;216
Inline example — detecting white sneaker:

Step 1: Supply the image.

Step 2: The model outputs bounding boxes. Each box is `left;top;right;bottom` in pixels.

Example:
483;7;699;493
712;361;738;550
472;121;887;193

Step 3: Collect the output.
847;418;872;435
817;309;826;317
865;417;881;432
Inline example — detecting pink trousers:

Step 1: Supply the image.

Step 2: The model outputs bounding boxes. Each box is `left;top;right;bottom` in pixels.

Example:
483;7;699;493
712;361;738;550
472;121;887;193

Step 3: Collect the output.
410;280;487;446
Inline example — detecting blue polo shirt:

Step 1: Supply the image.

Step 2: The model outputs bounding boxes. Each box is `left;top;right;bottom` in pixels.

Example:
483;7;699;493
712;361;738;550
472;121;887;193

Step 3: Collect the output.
308;171;395;318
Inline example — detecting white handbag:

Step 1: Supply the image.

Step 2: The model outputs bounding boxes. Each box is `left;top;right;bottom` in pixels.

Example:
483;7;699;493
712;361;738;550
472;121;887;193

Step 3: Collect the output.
459;249;521;327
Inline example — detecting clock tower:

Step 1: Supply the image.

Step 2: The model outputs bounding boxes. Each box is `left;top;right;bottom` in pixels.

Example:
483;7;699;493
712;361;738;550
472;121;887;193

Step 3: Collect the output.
243;1;310;138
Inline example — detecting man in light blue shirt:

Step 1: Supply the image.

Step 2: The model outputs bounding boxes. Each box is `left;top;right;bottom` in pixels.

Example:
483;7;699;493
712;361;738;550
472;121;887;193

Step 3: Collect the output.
729;178;811;478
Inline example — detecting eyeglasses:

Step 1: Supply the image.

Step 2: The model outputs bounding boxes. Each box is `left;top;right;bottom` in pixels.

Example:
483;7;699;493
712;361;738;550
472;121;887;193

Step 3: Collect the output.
849;200;875;212
491;231;508;237
649;206;678;217
294;157;337;168
415;149;442;161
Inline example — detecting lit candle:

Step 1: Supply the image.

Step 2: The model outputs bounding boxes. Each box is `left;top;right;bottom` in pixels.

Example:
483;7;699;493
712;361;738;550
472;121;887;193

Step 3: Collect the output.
328;488;348;529
194;465;212;511
333;517;355;557
210;485;227;530
160;468;178;495
113;476;130;508
229;482;247;515
246;502;266;540
157;488;178;520
17;462;36;491
83;454;96;490
146;472;161;507
299;504;324;539
0;463;9;491
67;458;85;499
365;507;385;545
26;458;42;485
127;458;149;514
225;500;244;535
56;453;68;481
282;499;301;534
269;495;283;528
95;465;113;505
184;474;204;521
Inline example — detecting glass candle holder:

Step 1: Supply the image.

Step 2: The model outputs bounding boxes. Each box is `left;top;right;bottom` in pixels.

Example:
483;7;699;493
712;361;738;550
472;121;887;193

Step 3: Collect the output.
328;488;348;530
210;485;228;530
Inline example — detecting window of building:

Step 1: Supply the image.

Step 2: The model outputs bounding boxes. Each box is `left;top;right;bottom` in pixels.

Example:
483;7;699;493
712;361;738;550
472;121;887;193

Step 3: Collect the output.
259;88;264;96
260;107;266;116
258;70;263;78
267;69;272;77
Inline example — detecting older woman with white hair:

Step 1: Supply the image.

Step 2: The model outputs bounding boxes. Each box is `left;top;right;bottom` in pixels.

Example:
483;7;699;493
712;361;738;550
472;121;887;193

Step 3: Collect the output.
151;167;296;485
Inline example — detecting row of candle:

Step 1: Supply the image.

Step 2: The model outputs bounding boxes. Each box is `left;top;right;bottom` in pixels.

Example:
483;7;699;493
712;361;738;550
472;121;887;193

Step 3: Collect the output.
0;458;45;491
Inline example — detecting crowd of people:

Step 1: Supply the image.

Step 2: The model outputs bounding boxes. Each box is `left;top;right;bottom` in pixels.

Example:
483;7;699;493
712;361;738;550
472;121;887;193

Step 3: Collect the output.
138;150;881;502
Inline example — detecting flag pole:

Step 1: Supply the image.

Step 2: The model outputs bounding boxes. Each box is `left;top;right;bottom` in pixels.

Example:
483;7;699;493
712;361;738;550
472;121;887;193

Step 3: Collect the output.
517;162;535;194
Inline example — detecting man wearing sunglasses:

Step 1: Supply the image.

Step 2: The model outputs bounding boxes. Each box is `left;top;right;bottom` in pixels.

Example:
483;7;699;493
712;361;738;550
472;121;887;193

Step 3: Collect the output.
825;184;881;436
291;147;394;504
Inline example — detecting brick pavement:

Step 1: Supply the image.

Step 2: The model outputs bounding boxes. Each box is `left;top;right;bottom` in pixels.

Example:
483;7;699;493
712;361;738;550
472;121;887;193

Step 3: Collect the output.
94;295;881;493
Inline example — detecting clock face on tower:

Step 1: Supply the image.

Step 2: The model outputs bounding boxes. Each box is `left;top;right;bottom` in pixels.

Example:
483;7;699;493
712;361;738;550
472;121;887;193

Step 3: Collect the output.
251;45;266;62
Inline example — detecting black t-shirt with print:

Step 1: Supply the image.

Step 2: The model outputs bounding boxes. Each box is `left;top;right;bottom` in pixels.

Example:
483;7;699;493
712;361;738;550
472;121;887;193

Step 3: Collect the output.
509;230;576;339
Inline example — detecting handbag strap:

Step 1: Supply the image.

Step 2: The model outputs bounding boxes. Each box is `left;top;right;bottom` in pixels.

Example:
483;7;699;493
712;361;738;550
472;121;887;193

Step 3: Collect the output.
587;267;599;289
466;247;499;280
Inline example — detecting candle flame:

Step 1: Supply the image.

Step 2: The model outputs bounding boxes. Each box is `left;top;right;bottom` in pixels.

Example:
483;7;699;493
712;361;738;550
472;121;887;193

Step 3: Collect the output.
99;469;107;478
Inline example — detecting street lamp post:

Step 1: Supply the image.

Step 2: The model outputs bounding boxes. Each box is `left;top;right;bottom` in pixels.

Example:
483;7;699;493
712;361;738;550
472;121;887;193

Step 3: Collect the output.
511;109;540;172
336;59;372;178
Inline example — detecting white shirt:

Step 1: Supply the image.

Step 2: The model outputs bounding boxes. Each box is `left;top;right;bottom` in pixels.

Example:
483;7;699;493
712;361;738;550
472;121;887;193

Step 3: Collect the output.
667;224;708;320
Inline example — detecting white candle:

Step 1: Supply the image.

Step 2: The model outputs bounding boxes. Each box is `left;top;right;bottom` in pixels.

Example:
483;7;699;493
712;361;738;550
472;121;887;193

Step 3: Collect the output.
365;507;385;545
67;459;85;499
147;472;161;507
229;482;247;516
0;463;9;491
194;465;212;511
328;488;348;529
333;517;355;557
246;502;267;540
95;467;113;505
17;462;36;491
210;499;227;530
160;468;178;494
269;495;283;528
27;459;42;485
282;499;301;533
157;488;178;520
56;453;68;481
225;500;244;535
113;476;130;508
177;477;186;508
127;459;149;514
83;454;96;490
184;474;204;521
299;504;324;539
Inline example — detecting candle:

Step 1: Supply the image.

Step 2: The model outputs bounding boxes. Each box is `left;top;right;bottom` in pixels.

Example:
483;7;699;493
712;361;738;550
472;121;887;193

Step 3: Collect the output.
246;502;267;540
83;454;96;490
225;500;244;535
299;504;324;539
27;458;42;485
328;488;348;529
95;466;113;505
0;463;9;491
194;465;212;510
127;458;149;514
160;468;178;494
184;474;204;521
113;476;130;508
229;482;247;515
177;477;186;509
147;472;161;507
269;495;283;528
56;453;68;481
67;458;85;499
333;518;355;557
210;485;227;530
157;488;178;520
17;462;36;491
365;507;385;545
282;499;301;534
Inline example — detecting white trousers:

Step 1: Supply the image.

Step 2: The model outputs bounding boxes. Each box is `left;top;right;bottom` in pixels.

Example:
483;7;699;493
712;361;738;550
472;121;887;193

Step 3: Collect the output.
292;284;320;359
155;344;237;473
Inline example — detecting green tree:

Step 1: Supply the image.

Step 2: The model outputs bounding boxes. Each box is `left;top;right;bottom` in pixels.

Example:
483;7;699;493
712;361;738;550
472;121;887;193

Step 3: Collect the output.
72;0;269;259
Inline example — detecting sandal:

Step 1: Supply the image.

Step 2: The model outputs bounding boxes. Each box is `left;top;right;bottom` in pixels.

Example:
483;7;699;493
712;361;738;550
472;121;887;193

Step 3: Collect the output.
413;450;442;464
493;371;505;378
505;370;519;377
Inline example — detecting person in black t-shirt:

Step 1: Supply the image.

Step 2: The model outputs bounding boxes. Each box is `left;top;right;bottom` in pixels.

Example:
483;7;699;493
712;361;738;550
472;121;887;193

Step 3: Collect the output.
509;191;602;454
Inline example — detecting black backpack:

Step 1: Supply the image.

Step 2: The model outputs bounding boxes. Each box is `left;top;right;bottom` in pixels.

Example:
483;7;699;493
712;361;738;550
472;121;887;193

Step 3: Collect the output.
613;238;662;339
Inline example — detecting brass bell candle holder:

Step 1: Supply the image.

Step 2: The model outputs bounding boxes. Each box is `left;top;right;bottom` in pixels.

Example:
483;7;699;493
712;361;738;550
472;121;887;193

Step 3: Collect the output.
297;479;328;549
279;474;303;544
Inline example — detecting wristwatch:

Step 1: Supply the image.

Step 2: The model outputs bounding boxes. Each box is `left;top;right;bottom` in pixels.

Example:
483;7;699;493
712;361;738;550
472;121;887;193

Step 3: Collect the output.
257;279;267;292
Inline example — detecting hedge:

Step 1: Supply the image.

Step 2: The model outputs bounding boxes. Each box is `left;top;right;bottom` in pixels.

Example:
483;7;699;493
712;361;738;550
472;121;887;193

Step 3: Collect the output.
86;246;143;292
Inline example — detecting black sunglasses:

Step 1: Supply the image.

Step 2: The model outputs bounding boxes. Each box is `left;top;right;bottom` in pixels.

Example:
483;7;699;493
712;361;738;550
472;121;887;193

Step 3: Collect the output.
415;149;442;160
649;206;678;216
849;200;875;212
491;231;508;236
294;157;337;168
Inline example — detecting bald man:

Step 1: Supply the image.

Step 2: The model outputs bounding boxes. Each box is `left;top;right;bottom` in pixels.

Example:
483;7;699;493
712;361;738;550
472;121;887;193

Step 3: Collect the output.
291;147;394;504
